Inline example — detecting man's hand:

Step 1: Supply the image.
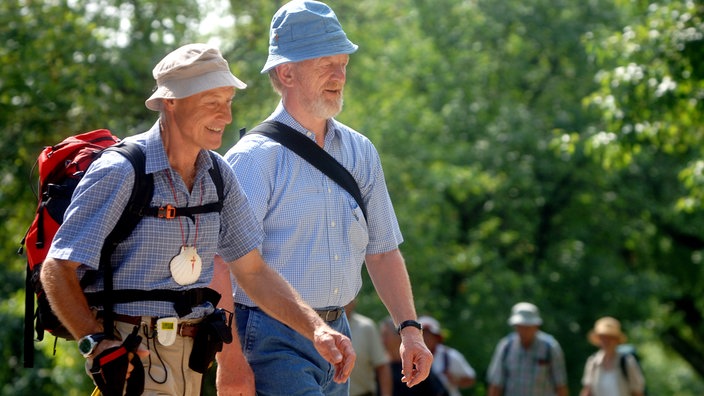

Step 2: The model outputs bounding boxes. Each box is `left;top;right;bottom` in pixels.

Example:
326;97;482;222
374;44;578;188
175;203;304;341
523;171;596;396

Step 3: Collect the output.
399;330;433;387
88;339;150;380
312;326;356;383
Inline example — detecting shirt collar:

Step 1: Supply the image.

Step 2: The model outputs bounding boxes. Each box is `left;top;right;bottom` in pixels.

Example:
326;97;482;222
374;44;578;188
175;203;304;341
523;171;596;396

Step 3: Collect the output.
269;101;339;143
144;119;214;175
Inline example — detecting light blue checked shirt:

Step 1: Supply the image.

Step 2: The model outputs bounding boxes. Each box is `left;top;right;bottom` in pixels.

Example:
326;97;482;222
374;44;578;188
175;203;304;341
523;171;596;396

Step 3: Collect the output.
487;331;568;396
224;102;403;309
48;121;264;319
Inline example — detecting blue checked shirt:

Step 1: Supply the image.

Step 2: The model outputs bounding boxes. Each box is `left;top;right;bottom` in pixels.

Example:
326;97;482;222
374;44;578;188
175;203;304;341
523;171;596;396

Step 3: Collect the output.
48;121;264;319
487;331;568;396
224;102;403;309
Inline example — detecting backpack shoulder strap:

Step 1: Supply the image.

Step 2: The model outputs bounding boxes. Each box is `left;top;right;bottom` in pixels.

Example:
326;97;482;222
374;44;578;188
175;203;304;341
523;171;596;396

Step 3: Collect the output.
98;141;153;338
501;336;513;364
500;335;513;381
105;141;153;244
619;353;630;382
207;151;225;203
544;337;552;362
244;120;367;221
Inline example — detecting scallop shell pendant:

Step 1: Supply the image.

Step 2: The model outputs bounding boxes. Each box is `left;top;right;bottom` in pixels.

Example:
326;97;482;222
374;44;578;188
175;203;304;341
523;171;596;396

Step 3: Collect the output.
170;246;202;285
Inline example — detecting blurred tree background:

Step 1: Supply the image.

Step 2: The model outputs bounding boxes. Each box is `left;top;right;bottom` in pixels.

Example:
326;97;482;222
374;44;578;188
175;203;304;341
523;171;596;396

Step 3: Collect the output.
1;0;703;395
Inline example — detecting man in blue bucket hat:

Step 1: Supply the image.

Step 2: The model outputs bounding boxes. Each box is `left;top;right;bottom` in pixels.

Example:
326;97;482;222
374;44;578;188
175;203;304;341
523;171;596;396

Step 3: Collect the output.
221;0;433;394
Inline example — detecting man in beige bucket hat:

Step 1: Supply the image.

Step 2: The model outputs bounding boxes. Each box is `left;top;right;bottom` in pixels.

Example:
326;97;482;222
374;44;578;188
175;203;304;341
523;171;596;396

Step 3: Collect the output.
42;43;354;395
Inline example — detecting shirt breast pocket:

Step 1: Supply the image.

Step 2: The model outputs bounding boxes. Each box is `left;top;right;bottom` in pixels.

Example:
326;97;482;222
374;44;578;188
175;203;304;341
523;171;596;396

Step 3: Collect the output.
349;202;369;254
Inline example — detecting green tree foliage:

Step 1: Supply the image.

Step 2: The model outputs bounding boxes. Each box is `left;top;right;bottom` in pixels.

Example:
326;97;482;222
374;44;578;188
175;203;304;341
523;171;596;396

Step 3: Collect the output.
581;0;704;379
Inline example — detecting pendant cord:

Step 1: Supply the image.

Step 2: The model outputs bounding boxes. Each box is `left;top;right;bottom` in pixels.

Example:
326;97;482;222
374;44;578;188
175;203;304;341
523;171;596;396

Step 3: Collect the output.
164;170;203;247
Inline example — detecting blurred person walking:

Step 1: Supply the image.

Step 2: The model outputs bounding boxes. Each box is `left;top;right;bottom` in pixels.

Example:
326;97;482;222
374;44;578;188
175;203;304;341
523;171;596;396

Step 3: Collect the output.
580;316;645;396
487;302;569;396
418;316;476;396
346;300;393;396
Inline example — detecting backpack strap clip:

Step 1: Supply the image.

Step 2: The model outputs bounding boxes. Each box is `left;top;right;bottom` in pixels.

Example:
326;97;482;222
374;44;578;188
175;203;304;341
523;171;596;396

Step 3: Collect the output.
157;204;177;219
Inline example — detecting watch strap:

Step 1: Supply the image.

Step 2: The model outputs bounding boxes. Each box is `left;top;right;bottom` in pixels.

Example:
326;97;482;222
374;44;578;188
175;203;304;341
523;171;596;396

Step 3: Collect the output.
397;319;423;334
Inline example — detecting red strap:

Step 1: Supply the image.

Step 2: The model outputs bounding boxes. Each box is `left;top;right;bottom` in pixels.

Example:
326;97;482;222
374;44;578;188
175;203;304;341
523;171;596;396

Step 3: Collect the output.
98;346;127;366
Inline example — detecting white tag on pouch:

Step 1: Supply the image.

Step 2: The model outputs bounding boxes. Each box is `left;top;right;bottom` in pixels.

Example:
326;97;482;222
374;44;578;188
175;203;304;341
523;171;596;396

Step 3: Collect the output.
156;317;178;346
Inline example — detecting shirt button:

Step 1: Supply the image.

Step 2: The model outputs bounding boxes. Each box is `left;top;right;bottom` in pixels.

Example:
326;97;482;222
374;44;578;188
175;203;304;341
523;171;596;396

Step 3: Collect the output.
334;254;339;261
333;288;339;294
306;131;314;138
331;221;336;227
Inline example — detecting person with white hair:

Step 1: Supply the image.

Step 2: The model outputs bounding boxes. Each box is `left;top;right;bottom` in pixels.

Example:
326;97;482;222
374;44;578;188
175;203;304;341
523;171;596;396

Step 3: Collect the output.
486;302;569;396
222;0;432;394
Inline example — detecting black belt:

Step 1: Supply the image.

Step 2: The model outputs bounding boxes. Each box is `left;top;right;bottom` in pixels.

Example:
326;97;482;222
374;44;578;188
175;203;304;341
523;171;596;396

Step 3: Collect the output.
236;304;344;322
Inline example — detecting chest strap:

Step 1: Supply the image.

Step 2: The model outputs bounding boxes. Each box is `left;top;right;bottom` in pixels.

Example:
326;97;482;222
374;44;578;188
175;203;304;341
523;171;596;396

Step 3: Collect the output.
142;201;224;222
85;287;221;318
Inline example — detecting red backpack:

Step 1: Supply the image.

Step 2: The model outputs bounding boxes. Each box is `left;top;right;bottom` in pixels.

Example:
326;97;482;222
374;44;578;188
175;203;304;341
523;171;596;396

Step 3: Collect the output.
19;129;147;368
23;129;121;270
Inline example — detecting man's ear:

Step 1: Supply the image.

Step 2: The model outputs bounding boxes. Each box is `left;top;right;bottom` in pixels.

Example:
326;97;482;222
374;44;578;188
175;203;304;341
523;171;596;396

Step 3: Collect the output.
162;98;177;111
275;64;295;87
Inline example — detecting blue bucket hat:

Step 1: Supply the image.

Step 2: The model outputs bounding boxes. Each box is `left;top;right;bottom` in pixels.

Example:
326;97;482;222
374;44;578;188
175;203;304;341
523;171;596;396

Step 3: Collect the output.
261;0;358;74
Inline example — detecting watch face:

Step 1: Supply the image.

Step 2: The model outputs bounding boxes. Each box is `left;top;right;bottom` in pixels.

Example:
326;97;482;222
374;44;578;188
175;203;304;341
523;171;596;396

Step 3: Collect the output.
79;337;94;354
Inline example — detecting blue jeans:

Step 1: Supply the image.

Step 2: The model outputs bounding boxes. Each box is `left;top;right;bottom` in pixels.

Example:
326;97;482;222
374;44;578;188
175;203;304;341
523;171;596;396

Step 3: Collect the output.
235;304;350;396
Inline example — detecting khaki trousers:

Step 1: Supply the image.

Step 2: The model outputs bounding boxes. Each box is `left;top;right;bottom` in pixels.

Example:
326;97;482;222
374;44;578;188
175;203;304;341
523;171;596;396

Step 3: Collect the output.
86;319;203;396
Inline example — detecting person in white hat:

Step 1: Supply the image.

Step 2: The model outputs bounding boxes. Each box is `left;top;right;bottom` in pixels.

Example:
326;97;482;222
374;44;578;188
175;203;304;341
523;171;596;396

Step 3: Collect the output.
42;43;354;395
222;0;433;394
418;316;476;396
486;302;569;396
579;316;645;396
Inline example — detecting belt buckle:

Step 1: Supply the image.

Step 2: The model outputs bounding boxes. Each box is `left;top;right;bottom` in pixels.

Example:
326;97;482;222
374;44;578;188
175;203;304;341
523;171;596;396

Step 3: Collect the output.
322;308;341;322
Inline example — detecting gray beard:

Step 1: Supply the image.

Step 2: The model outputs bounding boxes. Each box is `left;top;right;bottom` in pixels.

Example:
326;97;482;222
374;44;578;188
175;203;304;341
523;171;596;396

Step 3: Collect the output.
309;96;344;120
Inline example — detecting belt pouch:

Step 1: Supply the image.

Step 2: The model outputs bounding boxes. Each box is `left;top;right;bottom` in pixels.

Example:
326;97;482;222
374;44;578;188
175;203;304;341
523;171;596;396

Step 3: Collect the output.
188;308;233;373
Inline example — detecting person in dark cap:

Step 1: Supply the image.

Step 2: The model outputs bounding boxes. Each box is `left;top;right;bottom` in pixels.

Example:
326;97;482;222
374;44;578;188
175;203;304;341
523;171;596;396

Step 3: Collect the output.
222;0;433;394
486;302;569;396
41;43;354;395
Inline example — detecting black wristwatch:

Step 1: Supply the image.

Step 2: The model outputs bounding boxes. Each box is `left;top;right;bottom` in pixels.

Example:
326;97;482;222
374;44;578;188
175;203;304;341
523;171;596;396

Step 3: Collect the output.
397;319;423;335
78;333;107;358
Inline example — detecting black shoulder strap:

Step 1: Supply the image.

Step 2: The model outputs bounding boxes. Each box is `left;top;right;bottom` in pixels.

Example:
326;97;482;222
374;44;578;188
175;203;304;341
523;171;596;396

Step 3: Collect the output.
107;141;154;242
207;151;225;204
243;120;367;221
619;353;629;381
98;141;153;338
